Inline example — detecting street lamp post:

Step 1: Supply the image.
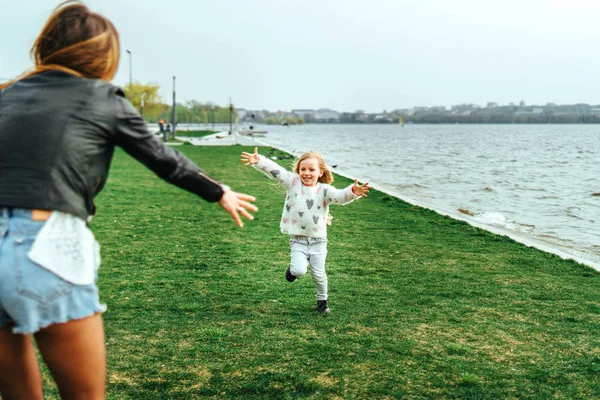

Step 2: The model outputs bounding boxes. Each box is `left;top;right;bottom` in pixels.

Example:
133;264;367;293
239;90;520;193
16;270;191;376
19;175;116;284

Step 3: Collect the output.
126;50;132;97
228;98;233;135
171;76;176;140
141;92;146;121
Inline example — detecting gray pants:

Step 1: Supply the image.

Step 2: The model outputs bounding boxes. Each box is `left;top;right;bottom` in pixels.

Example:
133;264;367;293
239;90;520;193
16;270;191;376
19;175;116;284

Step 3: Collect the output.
289;236;328;300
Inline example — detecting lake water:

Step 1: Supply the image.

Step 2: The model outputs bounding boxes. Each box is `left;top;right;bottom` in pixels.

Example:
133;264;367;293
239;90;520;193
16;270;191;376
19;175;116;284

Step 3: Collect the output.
238;123;600;270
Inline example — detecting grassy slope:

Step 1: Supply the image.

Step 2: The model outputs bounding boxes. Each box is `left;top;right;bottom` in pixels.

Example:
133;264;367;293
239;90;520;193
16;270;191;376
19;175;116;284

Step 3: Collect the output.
41;146;600;399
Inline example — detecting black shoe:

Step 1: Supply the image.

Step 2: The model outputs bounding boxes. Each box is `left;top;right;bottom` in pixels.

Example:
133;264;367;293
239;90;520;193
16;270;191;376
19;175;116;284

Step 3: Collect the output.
317;300;330;314
285;267;296;282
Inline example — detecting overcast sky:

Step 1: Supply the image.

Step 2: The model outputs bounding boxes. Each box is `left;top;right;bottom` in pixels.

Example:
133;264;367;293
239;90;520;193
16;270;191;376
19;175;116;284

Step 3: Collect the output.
1;0;599;112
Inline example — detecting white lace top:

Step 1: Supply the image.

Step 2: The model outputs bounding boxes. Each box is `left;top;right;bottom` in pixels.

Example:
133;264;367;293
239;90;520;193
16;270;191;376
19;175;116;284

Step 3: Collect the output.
28;211;100;285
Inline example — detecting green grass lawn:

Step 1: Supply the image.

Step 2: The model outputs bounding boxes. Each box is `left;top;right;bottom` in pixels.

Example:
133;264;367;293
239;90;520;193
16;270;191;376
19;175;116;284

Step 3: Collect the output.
41;146;600;399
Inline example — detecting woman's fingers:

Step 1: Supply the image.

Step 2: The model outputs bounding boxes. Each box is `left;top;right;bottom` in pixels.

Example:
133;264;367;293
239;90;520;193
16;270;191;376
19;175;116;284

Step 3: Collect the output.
231;211;243;227
237;207;254;221
237;199;258;213
237;196;258;226
236;193;256;202
231;192;258;226
219;190;258;227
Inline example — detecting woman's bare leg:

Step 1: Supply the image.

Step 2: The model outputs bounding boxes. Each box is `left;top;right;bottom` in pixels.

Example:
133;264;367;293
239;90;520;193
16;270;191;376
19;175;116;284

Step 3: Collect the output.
0;326;44;400
35;313;106;400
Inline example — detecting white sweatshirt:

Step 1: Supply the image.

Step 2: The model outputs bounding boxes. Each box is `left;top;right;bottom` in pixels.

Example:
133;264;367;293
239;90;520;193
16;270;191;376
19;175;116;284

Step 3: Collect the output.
254;155;360;238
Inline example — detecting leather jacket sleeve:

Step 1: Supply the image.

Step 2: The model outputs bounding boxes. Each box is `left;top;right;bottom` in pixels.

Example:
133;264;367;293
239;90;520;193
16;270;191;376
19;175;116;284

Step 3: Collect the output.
112;90;224;202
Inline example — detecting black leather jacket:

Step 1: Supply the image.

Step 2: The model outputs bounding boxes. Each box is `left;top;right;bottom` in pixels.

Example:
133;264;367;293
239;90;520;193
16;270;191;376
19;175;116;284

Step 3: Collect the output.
0;71;224;220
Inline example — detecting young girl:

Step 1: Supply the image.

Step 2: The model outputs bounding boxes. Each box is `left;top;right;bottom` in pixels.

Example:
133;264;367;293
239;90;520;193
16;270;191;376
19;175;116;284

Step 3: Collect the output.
241;147;370;313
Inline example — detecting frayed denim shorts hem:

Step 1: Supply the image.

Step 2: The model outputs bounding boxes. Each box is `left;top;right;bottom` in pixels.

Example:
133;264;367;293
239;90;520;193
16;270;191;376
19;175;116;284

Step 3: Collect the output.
0;208;106;335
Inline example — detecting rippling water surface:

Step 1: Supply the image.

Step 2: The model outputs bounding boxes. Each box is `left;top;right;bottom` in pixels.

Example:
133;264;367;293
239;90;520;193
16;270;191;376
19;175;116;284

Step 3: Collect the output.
249;123;600;268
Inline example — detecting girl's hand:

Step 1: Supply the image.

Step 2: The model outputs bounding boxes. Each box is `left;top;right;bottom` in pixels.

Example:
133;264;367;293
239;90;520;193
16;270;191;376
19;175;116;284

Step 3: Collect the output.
352;179;371;197
241;147;260;166
218;189;258;228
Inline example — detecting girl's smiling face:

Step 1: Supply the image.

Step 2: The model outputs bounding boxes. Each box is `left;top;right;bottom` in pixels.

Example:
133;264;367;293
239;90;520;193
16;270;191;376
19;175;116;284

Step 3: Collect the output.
298;157;323;187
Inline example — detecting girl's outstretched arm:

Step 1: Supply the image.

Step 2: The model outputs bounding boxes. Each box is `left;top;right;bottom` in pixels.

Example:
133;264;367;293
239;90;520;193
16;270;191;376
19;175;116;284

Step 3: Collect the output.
325;179;370;205
240;147;296;189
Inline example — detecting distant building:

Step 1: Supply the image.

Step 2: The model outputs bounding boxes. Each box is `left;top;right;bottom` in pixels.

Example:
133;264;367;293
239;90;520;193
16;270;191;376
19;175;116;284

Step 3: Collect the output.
429;106;447;113
408;106;429;116
451;103;479;115
313;108;340;121
292;109;315;118
515;107;544;116
355;110;367;121
374;114;393;122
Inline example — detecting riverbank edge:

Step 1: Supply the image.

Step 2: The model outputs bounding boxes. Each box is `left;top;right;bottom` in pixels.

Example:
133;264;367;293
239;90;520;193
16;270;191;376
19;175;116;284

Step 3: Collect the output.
249;137;600;273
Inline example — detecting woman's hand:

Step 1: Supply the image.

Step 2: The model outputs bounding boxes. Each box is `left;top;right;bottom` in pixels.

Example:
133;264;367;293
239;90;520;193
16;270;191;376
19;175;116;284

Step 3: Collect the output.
240;147;260;166
352;179;371;197
218;189;258;228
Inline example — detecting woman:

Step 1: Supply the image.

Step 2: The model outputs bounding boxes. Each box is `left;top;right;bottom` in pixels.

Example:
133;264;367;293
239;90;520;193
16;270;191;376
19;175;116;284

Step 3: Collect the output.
0;1;257;398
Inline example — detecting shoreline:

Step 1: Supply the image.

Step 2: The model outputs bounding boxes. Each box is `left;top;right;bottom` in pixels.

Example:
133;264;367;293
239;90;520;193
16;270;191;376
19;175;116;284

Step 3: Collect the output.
249;137;600;272
175;131;599;272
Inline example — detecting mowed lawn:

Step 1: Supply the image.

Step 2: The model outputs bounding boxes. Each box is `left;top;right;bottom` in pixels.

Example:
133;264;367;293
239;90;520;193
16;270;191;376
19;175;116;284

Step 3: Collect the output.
40;145;600;399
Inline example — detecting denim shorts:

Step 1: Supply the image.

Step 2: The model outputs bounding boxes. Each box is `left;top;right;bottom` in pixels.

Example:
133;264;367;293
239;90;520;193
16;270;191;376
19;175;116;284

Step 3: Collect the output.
0;208;106;334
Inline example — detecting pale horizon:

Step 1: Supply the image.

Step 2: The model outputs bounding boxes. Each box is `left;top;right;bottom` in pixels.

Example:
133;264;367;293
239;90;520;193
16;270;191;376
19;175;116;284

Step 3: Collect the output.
2;0;600;113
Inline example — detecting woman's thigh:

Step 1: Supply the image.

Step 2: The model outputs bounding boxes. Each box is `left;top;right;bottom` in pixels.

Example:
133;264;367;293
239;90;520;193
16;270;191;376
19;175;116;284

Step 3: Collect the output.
0;327;44;400
35;313;106;400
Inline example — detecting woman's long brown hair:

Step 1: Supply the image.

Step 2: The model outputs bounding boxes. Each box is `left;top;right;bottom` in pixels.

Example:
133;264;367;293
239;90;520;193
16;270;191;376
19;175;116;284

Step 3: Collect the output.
0;0;120;90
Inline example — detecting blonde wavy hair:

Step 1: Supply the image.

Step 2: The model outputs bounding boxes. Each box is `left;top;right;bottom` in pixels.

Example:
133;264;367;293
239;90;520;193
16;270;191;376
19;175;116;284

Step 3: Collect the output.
0;0;120;90
293;151;334;184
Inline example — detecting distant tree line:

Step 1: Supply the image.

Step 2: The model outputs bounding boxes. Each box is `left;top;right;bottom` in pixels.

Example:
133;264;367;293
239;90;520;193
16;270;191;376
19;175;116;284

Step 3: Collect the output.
124;82;237;124
405;113;600;124
264;116;304;125
125;81;600;125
